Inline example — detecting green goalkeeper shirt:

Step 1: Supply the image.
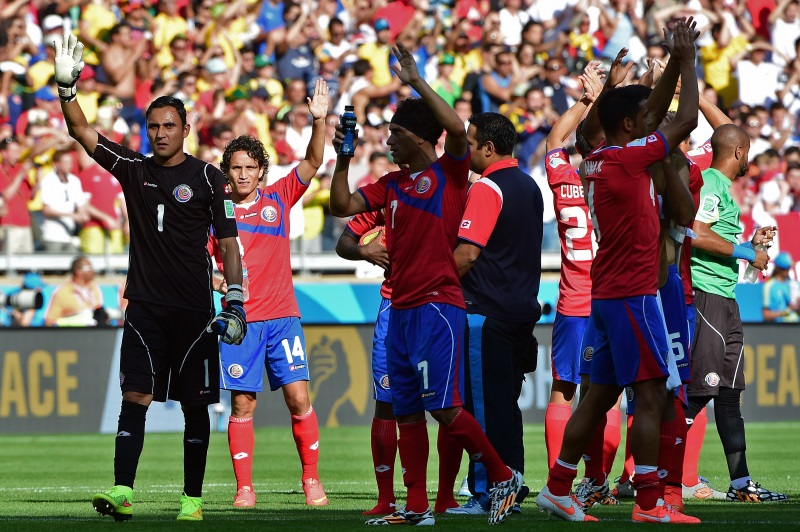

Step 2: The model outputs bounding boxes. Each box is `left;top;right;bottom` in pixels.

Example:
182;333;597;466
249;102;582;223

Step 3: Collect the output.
691;168;741;299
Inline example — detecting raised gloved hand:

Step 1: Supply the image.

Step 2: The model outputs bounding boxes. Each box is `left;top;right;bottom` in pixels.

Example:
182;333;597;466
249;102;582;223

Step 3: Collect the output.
53;31;85;103
207;286;247;345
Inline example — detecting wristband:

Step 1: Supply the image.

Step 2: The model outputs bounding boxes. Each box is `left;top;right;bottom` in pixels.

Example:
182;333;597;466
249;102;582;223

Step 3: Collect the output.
741;241;754;250
731;243;757;262
225;286;244;305
57;83;77;103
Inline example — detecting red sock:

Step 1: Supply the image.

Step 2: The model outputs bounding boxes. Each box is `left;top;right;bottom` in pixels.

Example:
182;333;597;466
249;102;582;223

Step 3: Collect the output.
657;421;677;499
370;417;397;505
583;416;607;482
633;470;660;510
435;425;461;513
445;408;511;484
291;406;320;481
682;407;707;486
603;408;622;477
228;416;254;490
544;403;572;468
547;460;578;497
398;421;429;513
667;399;688;487
619;415;635;484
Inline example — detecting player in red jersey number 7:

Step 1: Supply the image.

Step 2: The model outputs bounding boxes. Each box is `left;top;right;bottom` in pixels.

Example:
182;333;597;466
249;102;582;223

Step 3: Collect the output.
330;42;521;526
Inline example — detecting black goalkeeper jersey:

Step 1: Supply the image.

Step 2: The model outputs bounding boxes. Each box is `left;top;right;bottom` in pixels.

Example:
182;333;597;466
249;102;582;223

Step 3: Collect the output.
93;134;238;312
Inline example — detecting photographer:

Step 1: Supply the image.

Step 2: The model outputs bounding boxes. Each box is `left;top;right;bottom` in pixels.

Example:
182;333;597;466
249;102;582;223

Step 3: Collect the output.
44;255;105;326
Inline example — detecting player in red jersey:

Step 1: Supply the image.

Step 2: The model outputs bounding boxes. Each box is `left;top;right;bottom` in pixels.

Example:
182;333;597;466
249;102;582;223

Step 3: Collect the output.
543;63;623;509
330;43;520;527
536;19;701;524
208;79;330;509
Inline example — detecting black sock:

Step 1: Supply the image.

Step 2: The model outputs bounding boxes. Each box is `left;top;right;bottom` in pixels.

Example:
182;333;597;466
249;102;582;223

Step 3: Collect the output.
114;401;148;488
183;405;210;498
684;395;711;422
714;388;749;481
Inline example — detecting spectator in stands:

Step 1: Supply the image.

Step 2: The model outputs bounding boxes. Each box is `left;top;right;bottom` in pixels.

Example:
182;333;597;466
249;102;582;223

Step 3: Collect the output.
78;158;126;255
700;15;755;108
785;161;800;211
359;18;393;88
40;149;90;253
742;112;772;160
769;0;800;68
762;252;800;322
431;54;461;108
27;15;65;93
480;50;519;114
732;36;784;108
45;255;105;326
276;7;319;89
0;135;35;254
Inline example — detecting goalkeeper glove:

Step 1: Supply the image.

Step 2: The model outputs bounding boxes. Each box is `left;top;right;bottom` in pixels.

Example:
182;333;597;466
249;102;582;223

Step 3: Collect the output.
207;285;247;345
53;32;85;103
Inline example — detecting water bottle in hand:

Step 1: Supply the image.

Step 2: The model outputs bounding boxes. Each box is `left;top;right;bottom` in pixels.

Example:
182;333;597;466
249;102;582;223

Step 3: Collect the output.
742;244;767;283
339;105;357;157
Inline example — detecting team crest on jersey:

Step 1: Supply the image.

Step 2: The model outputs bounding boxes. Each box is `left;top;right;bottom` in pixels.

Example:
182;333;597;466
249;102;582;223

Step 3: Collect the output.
261;205;278;223
705;372;720;387
227;364;244;378
173;184;193;202
582;346;593;362
380;374;390;390
415;176;432;194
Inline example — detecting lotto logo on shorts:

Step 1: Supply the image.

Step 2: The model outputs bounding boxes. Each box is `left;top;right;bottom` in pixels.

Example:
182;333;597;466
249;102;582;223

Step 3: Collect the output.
582;346;593;362
173;184;193;202
261;206;278;223
415;176;431;194
421;390;436;399
290;364;306;371
380;374;390;390
705;372;720;387
227;364;244;378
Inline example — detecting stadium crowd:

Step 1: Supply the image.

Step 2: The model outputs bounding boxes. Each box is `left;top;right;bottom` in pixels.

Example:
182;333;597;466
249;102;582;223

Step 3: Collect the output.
1;0;800;263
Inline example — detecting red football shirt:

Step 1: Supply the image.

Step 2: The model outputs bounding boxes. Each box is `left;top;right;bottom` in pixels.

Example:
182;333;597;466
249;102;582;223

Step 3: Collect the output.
210;168;309;321
685;140;712;172
545;148;595;316
346;210;392;299
0;164;34;227
79;163;123;230
358;151;470;309
585;132;669;299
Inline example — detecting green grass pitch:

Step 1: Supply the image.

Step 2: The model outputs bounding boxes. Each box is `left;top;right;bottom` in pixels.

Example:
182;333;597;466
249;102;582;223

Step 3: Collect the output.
0;422;798;530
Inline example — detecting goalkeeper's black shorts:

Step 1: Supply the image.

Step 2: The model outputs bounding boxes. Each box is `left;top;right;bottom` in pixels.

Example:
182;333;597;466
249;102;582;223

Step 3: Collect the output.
120;300;220;404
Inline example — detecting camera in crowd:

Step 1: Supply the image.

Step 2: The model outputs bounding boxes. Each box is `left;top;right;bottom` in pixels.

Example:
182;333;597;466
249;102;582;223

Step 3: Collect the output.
1;273;45;311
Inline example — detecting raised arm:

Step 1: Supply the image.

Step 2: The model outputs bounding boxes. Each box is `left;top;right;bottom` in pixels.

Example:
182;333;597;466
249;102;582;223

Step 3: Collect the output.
391;42;467;157
295;79;329;183
656;19;699;150
545;61;604;152
582;48;634;150
55;32;98;156
698;90;732;129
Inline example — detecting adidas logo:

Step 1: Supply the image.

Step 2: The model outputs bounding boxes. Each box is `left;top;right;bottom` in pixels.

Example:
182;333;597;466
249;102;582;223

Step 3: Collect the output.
310;441;320;451
117;431;131;437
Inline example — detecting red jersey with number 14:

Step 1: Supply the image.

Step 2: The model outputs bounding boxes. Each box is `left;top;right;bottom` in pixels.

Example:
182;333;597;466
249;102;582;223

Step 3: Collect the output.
209;168;309;321
546;148;595;316
358;151;470;309
585;131;669;299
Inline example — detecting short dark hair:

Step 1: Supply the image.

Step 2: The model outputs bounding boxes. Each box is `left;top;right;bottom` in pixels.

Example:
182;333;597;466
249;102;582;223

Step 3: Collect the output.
369;150;389;163
146;96;187;126
784;146;800;158
353;59;372;77
786;161;800;172
53;148;73;162
597;85;652;136
575;120;592;157
392;98;444;145
468;112;517;155
220;135;269;176
70;255;91;275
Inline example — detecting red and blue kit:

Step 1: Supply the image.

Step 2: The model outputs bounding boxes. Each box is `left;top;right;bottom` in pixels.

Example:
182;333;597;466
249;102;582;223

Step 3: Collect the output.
584;132;671;387
358;152;470;415
345;210;392;299
209;168;311;393
358;153;470;310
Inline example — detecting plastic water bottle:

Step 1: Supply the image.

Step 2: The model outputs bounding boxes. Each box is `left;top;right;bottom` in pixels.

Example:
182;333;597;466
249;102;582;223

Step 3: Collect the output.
339;105;357;157
742;244;767;283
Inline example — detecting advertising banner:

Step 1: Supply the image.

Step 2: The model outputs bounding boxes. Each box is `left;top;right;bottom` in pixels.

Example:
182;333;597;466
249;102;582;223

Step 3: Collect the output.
1;323;798;434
